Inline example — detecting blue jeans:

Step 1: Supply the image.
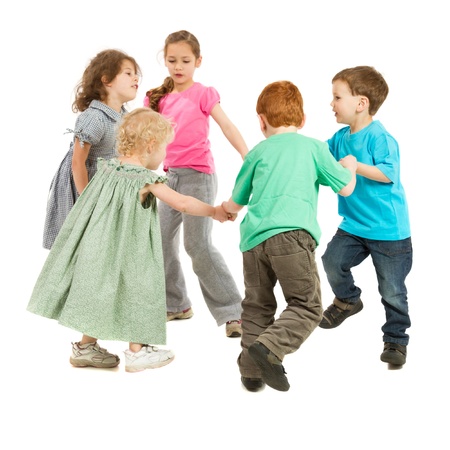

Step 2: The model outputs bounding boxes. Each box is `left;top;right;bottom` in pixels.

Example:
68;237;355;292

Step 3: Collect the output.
321;229;412;345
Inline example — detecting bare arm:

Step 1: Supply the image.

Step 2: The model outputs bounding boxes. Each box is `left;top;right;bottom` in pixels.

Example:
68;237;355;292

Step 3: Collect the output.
210;103;248;159
338;155;358;197
145;182;230;222
71;138;91;194
357;162;391;182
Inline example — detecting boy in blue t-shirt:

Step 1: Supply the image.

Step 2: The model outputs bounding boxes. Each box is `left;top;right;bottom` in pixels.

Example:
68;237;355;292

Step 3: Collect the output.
319;66;413;366
222;81;357;391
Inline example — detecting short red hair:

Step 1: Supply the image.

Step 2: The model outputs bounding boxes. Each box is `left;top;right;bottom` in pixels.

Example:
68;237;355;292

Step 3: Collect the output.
256;81;304;127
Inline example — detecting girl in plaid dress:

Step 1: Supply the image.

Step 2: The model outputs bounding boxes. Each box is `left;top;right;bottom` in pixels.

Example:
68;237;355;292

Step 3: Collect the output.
43;49;141;249
28;108;232;372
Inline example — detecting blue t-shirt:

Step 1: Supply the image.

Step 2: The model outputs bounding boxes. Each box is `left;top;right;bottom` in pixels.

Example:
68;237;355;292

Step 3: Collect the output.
327;120;410;240
231;132;352;252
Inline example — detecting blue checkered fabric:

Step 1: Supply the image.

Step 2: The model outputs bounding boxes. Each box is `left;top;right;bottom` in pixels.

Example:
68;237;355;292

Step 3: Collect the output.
42;100;126;249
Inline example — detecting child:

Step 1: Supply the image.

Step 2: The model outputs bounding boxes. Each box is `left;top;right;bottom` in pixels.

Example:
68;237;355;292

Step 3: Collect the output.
43;49;141;249
144;30;248;337
319;66;412;366
28;108;231;373
221;81;357;391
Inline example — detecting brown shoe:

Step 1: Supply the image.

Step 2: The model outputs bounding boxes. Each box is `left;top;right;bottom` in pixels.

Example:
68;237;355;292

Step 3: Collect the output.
380;342;407;365
241;376;265;392
248;342;290;392
319;298;363;329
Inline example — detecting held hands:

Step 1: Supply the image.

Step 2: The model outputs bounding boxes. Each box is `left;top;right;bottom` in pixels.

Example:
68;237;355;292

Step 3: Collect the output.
213;205;238;223
339;155;358;173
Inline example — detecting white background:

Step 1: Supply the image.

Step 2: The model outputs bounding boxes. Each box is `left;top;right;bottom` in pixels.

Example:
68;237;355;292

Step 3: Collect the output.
1;1;448;449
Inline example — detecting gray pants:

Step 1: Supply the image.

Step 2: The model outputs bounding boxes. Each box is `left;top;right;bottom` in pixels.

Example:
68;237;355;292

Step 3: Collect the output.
238;229;323;378
159;168;242;326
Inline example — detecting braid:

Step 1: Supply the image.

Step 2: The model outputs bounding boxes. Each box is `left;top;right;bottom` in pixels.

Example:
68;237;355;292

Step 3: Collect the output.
146;77;174;112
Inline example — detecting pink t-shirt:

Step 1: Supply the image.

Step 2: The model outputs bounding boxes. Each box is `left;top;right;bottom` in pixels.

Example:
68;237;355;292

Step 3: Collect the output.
144;82;220;174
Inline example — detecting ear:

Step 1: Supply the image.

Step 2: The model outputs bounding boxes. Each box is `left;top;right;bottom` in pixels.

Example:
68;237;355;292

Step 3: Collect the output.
258;114;267;132
357;96;369;112
101;75;111;87
195;56;202;68
147;138;156;152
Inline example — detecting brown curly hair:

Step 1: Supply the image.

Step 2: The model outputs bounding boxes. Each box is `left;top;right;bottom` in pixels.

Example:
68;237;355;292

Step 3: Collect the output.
145;30;201;112
117;108;174;158
72;49;141;113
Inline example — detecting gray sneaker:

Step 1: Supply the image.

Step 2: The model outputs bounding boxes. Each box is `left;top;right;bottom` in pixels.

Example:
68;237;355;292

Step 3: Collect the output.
166;307;194;321
124;345;174;372
226;320;242;338
70;342;120;368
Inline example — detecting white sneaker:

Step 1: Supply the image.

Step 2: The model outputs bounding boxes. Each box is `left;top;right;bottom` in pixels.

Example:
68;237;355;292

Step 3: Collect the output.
124;345;174;372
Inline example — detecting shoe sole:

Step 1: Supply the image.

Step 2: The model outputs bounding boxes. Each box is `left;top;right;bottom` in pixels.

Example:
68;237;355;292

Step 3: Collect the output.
226;330;242;338
166;311;194;321
319;300;364;329
69;358;120;369
125;355;175;373
248;344;290;392
241;377;265;392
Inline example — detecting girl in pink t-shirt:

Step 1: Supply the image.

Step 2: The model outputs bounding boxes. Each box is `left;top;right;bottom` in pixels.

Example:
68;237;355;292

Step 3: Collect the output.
144;30;248;337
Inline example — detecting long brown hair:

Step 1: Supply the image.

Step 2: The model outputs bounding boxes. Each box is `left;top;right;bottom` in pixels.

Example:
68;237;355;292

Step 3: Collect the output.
145;30;201;112
73;49;141;113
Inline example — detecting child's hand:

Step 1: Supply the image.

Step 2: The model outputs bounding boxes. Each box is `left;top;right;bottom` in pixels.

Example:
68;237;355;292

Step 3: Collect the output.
339;155;358;172
213;205;231;223
221;201;238;221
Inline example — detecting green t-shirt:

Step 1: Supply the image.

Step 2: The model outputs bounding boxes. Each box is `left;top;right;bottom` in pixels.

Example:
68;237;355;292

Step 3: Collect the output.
231;132;351;252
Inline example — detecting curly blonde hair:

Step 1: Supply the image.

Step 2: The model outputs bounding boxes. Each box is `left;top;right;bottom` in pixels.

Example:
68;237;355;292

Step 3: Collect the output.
117;108;174;158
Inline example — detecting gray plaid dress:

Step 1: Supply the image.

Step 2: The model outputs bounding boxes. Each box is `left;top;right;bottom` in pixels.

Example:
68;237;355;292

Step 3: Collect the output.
42;100;126;249
28;158;168;345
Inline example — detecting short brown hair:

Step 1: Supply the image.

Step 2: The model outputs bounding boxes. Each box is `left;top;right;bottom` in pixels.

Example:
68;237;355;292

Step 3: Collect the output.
256;81;304;128
332;66;389;115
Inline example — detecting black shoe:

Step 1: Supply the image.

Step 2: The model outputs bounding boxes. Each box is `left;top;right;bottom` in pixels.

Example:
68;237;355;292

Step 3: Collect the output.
248;342;290;392
241;376;265;392
319;298;363;329
380;342;407;365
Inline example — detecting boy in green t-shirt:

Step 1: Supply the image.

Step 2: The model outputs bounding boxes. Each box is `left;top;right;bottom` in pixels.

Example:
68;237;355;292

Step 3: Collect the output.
222;80;357;392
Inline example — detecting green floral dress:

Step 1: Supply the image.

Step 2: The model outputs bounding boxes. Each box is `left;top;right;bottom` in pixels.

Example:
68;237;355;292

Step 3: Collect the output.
28;158;168;345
